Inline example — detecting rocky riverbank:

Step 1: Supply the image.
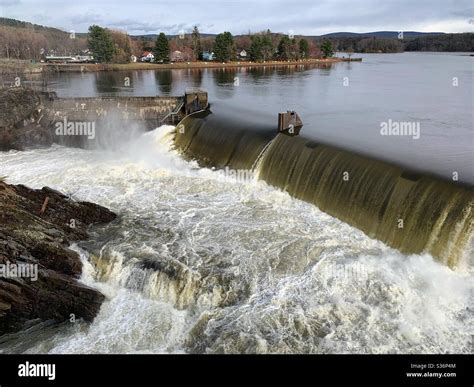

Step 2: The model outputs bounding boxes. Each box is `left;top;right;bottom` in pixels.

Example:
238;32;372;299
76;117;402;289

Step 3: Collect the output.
0;86;118;334
0;180;116;334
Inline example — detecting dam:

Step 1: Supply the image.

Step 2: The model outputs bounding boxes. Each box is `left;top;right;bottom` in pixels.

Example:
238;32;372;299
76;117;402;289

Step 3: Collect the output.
174;110;474;268
0;87;208;149
1;87;472;268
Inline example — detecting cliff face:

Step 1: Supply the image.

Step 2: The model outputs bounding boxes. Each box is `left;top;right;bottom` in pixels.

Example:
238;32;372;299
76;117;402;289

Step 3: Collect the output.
0;181;116;334
0;87;53;151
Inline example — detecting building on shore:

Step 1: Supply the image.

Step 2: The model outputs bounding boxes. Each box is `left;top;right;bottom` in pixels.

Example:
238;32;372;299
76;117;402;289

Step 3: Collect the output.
201;51;215;61
140;51;155;62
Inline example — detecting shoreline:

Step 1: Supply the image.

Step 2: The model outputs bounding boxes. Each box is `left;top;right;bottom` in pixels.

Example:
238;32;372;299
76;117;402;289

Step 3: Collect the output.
53;58;346;72
0;57;359;74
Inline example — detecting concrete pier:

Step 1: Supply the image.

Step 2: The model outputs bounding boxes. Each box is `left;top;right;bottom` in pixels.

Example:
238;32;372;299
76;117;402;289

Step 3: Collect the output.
41;93;186;129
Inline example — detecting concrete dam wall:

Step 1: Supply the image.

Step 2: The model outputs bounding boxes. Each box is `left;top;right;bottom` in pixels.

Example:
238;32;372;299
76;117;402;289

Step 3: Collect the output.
0;87;190;150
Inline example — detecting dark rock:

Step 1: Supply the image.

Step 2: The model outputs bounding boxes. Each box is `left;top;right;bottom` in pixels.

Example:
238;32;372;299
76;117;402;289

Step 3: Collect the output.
0;180;116;334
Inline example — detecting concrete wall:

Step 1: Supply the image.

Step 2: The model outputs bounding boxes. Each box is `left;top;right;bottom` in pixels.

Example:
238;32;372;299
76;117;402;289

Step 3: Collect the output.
0;88;187;150
0;88;50;150
44;96;184;129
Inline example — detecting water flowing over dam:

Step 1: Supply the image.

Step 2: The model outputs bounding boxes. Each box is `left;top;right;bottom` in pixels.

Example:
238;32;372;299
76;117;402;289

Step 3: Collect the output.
175;113;474;268
176;110;275;170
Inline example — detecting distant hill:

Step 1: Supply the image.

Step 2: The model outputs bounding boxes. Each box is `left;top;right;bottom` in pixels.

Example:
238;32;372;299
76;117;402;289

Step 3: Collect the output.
0;17;68;34
0;18;449;40
0;17;87;59
0;17;471;60
135;31;445;39
134;33;217;39
319;31;445;39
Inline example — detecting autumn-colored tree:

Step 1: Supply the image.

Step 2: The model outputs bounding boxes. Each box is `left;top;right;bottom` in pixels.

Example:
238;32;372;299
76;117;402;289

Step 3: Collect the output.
109;29;132;63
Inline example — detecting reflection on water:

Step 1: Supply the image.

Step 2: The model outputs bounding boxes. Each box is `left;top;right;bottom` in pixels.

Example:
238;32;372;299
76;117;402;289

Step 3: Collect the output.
189;69;203;88
214;68;238;85
154;70;173;94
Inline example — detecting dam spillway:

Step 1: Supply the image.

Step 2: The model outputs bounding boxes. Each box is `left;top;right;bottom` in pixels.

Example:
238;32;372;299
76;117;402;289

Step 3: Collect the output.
174;113;474;268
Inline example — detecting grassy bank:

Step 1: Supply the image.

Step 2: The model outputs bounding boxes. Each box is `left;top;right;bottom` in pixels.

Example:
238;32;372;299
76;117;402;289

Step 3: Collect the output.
0;59;43;75
0;57;351;74
0;57;364;78
48;58;344;72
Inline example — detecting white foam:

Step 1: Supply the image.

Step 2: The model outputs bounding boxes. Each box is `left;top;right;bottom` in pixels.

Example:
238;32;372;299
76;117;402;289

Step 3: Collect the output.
0;126;471;354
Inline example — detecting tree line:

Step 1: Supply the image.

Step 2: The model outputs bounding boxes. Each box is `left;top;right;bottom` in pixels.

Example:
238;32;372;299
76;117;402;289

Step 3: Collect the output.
88;26;332;63
317;33;473;53
148;28;332;63
1;17;472;63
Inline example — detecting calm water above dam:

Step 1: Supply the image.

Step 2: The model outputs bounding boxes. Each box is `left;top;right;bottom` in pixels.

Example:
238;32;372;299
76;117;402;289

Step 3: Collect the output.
42;52;474;185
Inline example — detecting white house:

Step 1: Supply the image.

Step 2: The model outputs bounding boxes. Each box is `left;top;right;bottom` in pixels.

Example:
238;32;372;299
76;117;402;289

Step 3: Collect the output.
140;51;155;62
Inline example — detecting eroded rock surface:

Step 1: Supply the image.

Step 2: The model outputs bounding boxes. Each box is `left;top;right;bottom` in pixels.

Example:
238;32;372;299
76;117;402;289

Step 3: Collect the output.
0;180;116;333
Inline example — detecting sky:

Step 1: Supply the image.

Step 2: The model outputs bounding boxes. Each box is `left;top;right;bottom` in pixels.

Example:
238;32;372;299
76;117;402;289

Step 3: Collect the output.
0;0;473;36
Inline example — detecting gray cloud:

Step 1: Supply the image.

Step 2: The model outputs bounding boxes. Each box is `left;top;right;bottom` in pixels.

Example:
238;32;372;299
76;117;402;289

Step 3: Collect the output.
105;20;191;34
2;0;472;35
70;12;103;25
0;0;21;6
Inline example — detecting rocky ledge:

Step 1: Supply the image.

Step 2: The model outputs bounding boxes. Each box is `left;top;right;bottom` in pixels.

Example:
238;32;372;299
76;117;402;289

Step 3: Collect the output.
0;87;54;151
0;180;116;334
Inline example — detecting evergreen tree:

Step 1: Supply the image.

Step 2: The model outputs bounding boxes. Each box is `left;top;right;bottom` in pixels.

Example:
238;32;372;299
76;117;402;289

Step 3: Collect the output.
213;31;234;62
249;34;273;62
261;35;273;61
191;26;202;60
321;39;334;58
289;38;299;60
154;32;170;62
299;38;309;58
87;25;115;63
249;36;263;61
277;36;291;60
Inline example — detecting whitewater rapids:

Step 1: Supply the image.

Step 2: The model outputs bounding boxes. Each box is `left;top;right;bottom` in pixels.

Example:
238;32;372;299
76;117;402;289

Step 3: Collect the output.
0;126;472;354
